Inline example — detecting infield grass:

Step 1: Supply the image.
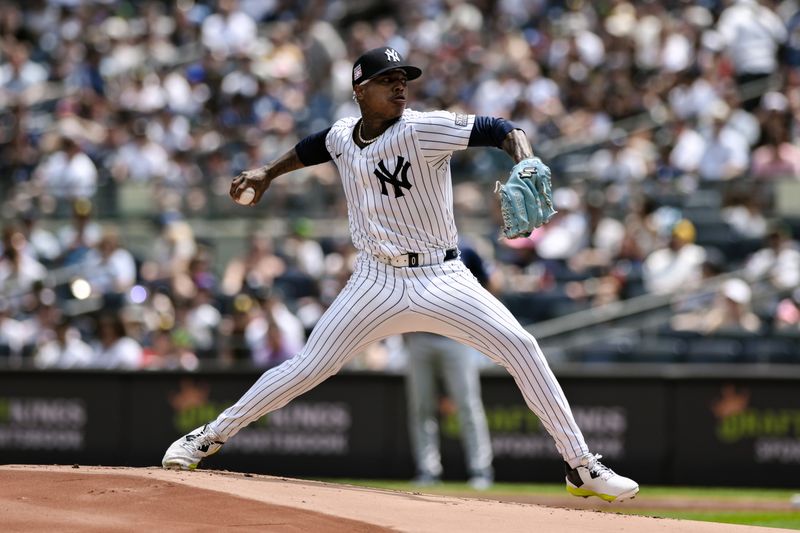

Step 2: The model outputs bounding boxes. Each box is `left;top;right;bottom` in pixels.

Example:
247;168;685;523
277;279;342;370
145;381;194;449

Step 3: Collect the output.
327;479;800;530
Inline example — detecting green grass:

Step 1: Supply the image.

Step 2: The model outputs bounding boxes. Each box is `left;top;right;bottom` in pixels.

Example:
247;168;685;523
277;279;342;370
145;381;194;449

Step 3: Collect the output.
628;510;800;530
633;485;797;500
330;479;563;494
322;479;800;530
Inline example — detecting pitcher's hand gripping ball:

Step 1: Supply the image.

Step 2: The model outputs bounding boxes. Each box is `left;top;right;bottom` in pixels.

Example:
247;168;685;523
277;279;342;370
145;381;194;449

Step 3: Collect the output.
236;187;256;206
495;157;556;239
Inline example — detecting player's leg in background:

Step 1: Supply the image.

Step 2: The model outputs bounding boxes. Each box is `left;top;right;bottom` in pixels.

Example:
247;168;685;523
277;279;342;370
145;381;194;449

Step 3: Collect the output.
437;336;494;489
404;333;443;484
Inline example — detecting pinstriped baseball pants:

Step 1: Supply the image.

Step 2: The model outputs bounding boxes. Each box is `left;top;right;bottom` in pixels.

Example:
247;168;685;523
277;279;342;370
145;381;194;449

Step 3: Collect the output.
211;252;590;465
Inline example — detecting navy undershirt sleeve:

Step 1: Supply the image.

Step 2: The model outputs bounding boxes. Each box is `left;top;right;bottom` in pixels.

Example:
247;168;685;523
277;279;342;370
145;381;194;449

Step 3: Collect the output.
468;116;517;148
459;245;490;287
294;127;333;166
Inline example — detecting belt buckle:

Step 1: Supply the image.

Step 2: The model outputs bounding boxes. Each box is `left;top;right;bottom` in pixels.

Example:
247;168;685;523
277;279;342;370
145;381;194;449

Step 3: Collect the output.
386;255;407;267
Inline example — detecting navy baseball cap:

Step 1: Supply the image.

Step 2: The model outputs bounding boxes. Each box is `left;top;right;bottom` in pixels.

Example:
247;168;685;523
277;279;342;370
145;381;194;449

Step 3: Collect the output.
352;47;422;86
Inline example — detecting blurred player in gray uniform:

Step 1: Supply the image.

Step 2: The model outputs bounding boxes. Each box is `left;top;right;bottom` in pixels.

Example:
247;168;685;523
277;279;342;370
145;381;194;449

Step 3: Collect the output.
162;47;639;502
405;243;494;490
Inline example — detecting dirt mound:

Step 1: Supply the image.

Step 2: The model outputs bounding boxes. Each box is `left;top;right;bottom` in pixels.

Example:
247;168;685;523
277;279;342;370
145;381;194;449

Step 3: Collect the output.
0;465;787;532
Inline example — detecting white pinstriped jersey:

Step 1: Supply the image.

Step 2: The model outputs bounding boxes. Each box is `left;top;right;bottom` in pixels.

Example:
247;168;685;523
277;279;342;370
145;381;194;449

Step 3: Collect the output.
324;109;475;258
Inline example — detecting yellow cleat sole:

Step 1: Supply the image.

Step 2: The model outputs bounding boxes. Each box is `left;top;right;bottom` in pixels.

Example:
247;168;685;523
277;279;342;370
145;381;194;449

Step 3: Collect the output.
162;462;198;471
566;485;639;502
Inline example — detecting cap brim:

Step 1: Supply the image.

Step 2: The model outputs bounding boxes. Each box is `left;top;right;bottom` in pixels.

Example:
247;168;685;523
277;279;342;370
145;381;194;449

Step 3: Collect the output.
356;65;422;85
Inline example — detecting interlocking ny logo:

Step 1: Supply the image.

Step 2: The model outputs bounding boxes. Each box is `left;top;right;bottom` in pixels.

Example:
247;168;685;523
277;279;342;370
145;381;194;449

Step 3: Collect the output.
374;156;412;198
385;48;401;62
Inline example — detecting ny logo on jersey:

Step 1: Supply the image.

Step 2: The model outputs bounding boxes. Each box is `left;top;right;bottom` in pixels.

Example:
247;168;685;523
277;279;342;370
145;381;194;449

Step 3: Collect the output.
374;156;412;198
385;48;401;62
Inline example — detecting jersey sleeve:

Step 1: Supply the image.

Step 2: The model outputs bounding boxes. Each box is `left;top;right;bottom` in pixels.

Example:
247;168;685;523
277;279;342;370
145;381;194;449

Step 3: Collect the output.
295;127;333;166
408;110;475;160
468;116;517;148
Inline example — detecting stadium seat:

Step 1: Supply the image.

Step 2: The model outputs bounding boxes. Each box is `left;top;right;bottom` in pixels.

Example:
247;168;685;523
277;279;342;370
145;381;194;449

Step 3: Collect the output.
578;346;626;363
576;332;638;363
500;291;575;324
631;335;688;363
694;224;742;261
683;189;722;211
686;336;746;363
684;207;725;226
117;182;157;217
743;336;798;364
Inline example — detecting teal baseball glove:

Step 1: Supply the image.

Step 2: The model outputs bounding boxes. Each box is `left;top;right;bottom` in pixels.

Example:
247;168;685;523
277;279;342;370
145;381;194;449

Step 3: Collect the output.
495;157;557;239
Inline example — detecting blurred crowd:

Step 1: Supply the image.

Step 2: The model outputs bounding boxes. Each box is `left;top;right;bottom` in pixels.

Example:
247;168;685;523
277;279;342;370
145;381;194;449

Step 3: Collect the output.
1;0;800;370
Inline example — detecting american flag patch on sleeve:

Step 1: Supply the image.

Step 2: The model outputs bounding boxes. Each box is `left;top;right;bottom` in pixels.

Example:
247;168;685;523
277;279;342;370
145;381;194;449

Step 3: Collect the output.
454;114;468;127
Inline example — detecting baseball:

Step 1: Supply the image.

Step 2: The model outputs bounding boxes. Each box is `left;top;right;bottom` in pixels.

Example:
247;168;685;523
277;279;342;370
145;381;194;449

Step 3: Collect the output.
236;187;256;205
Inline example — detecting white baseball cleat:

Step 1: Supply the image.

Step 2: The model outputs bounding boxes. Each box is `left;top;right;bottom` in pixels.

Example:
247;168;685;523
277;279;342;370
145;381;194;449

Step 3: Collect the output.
162;424;225;470
565;454;639;502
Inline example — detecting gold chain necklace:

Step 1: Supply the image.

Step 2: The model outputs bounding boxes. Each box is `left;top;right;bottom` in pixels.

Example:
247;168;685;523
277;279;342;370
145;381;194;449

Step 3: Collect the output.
357;121;380;145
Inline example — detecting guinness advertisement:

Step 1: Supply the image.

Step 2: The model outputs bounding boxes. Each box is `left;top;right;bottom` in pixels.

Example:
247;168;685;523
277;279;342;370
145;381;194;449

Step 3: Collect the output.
673;380;800;486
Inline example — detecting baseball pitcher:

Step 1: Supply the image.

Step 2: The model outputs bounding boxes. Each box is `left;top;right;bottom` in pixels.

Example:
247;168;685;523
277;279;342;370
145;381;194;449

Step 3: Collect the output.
162;47;639;503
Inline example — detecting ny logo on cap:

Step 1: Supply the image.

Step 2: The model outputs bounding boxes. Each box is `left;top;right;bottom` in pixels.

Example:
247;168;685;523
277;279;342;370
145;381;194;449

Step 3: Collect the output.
385;48;401;62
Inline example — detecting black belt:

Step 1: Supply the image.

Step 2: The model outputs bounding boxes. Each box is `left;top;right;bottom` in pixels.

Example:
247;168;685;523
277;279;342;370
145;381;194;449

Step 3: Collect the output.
406;247;459;267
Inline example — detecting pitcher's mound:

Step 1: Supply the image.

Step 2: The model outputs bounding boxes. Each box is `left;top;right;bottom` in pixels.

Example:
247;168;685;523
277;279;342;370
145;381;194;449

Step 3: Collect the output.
0;465;778;532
